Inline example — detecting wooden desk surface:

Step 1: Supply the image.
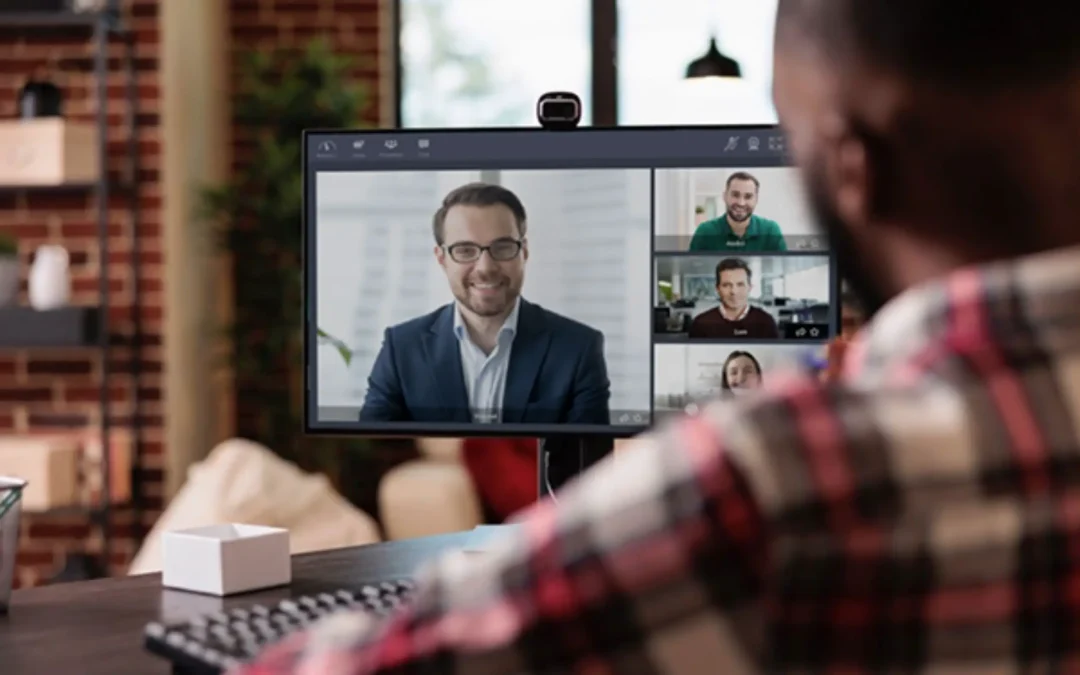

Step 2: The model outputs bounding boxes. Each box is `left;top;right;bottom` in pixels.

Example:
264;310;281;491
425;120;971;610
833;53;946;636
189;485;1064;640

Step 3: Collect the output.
0;532;472;675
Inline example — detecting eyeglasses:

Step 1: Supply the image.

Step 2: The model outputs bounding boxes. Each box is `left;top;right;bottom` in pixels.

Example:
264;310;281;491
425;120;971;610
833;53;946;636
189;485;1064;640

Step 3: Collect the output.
444;238;523;264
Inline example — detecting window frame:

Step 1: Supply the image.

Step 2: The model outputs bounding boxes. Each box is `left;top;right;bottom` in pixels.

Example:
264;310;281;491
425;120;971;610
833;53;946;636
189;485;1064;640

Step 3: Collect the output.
389;0;619;128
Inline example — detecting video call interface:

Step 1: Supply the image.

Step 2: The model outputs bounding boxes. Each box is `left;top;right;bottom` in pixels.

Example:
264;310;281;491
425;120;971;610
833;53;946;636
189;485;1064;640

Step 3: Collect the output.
306;128;838;435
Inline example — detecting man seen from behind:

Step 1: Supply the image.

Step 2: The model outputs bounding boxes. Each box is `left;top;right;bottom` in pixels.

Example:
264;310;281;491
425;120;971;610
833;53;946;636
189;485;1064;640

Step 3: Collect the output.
237;1;1080;672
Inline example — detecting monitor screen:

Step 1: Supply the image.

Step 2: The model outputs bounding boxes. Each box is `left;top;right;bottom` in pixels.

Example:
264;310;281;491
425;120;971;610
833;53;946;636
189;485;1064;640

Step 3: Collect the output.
303;126;839;437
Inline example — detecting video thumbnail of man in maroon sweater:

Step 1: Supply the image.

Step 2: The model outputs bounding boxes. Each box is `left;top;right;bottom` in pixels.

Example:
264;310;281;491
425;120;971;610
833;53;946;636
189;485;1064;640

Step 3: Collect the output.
688;257;780;338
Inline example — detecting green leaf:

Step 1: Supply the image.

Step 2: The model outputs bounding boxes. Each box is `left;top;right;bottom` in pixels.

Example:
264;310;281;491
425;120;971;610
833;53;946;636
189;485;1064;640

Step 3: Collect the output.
192;37;374;467
0;230;16;255
317;328;354;366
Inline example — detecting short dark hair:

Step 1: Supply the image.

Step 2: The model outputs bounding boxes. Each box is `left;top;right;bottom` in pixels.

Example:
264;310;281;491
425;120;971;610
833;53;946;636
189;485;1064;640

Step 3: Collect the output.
776;1;1080;90
432;182;527;245
726;172;759;191
715;258;752;286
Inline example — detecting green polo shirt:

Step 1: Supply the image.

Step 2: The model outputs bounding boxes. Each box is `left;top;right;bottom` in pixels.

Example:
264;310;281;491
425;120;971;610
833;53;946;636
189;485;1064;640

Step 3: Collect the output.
688;215;787;252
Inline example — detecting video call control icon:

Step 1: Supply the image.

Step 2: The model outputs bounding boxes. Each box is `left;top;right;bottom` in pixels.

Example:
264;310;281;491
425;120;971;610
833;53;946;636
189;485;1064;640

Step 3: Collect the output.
352;140;365;149
723;136;738;151
747;137;760;151
418;139;430;149
317;140;336;153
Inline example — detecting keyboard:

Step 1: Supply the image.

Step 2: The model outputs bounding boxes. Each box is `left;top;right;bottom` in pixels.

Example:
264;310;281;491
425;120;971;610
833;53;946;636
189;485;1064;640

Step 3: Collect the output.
143;578;417;674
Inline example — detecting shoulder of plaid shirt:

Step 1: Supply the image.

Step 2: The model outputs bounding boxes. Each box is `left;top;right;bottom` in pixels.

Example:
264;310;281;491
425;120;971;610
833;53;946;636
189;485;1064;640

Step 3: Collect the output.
233;243;1080;674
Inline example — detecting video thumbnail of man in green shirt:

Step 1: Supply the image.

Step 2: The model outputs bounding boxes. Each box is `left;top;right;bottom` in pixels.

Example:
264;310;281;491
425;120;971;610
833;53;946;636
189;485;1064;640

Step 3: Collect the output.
688;171;787;252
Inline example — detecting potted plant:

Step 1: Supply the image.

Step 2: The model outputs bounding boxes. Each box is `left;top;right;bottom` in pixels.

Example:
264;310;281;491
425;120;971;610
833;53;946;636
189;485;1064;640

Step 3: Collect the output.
0;231;19;307
198;38;405;509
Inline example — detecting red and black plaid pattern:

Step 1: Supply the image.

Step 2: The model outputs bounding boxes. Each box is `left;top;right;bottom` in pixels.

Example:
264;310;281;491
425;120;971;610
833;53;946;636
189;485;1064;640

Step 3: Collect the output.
234;244;1080;674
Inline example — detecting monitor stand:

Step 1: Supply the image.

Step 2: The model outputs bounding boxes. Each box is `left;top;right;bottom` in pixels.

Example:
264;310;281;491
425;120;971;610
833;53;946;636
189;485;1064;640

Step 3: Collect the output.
538;436;614;499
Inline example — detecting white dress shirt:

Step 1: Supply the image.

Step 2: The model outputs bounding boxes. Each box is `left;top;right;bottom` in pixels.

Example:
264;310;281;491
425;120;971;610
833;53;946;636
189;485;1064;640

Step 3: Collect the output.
452;297;521;424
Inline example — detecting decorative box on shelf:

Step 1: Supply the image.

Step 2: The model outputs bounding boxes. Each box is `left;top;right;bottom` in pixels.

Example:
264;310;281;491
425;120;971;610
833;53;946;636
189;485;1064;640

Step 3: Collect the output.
0;118;99;187
0;435;81;512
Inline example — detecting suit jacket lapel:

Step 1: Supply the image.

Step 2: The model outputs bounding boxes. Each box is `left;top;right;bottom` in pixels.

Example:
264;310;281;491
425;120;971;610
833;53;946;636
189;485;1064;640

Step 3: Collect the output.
422;305;471;422
503;299;552;423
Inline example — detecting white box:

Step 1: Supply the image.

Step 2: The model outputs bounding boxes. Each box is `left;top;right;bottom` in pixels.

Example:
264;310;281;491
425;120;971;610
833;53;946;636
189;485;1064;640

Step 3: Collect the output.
162;523;291;596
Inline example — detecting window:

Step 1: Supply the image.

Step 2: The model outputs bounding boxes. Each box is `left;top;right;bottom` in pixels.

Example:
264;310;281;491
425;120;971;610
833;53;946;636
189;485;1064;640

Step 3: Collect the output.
397;0;592;127
617;0;779;125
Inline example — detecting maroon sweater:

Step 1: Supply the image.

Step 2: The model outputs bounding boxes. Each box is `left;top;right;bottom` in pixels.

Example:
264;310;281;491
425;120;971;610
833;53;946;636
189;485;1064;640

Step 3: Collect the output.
688;306;779;339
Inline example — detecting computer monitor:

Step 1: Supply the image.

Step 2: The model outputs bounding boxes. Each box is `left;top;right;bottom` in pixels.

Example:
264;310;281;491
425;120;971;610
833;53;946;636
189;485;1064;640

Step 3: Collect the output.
303;125;840;438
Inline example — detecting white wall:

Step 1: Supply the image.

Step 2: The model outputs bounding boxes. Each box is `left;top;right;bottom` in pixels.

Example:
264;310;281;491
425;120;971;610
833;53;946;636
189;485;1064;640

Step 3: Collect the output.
654;167;818;240
314;169;654;415
315;170;475;406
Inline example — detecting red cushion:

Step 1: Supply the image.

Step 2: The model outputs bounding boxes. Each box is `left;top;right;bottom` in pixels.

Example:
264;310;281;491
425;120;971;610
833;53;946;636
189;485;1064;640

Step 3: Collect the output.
460;437;538;520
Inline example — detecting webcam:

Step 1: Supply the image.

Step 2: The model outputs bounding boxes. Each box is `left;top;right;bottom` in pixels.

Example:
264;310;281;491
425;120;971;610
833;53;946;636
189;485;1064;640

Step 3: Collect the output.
536;92;581;130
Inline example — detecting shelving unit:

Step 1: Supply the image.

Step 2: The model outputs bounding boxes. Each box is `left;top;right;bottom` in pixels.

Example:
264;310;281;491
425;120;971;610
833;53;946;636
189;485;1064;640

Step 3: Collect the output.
0;6;144;580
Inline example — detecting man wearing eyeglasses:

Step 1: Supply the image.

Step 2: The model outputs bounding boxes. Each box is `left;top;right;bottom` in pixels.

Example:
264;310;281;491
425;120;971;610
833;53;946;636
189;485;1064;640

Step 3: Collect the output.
359;182;611;425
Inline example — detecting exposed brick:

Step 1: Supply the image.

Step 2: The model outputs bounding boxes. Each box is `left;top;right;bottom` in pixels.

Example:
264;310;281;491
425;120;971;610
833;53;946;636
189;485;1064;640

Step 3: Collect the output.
63;385;130;404
27;521;92;540
60;221;125;239
0;387;52;403
107;303;162;323
20;191;92;213
72;276;125;294
15;548;55;568
25;411;91;429
6;0;382;589
26;358;95;376
0;0;165;587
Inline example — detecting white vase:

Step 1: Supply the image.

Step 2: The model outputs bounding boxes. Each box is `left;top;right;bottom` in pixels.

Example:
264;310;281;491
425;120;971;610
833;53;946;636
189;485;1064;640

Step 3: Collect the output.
28;245;70;311
0;256;18;307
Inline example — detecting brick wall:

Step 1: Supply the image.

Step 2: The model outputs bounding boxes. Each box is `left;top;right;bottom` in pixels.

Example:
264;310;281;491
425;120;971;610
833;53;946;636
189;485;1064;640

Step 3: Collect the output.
1;0;163;588
227;0;382;439
2;0;383;588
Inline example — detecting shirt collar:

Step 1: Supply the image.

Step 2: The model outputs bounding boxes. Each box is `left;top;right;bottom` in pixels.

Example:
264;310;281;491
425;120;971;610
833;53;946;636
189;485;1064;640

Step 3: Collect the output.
719;303;750;322
453;296;522;343
843;243;1080;387
723;214;758;239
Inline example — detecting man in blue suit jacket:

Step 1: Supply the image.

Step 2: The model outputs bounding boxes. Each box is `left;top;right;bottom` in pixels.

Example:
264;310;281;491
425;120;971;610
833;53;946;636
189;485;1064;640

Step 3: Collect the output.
359;182;611;425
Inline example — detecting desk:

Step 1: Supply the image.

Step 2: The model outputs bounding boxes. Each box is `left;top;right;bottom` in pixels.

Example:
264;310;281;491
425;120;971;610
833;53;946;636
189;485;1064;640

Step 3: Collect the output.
0;531;472;675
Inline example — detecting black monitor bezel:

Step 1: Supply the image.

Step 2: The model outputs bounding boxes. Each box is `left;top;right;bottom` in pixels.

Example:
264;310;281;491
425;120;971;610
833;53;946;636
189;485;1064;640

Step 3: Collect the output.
301;123;838;439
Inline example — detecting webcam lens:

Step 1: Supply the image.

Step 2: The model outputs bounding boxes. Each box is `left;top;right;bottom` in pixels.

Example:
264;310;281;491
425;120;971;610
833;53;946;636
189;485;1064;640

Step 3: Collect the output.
543;100;576;119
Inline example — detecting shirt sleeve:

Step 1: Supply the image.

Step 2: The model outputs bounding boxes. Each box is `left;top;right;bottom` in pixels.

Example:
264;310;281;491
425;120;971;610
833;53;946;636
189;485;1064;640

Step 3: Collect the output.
688;229;705;251
230;415;769;675
768;221;787;251
688;220;716;251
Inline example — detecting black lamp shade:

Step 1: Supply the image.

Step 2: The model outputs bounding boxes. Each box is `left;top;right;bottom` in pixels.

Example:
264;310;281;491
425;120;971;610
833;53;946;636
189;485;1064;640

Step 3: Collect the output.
685;38;742;79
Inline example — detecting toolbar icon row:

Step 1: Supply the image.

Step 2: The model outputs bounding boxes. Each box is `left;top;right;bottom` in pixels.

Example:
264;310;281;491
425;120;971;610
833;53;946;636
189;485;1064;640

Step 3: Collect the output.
318;138;432;154
721;135;786;152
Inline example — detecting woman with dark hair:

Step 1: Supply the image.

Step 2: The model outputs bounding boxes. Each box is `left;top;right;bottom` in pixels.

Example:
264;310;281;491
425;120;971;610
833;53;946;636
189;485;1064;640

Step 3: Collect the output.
721;350;763;397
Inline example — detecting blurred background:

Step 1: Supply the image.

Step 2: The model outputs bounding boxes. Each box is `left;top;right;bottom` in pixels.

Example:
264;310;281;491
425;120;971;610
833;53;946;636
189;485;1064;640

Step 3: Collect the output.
0;0;852;589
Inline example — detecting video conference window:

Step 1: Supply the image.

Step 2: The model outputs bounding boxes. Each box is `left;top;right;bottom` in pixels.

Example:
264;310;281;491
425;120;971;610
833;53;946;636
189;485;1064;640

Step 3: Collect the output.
314;169;653;429
653;343;820;420
654;167;823;252
654;254;832;342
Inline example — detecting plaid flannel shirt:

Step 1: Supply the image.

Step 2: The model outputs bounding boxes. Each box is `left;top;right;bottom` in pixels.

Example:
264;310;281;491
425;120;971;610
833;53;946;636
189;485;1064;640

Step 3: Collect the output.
234;244;1080;674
